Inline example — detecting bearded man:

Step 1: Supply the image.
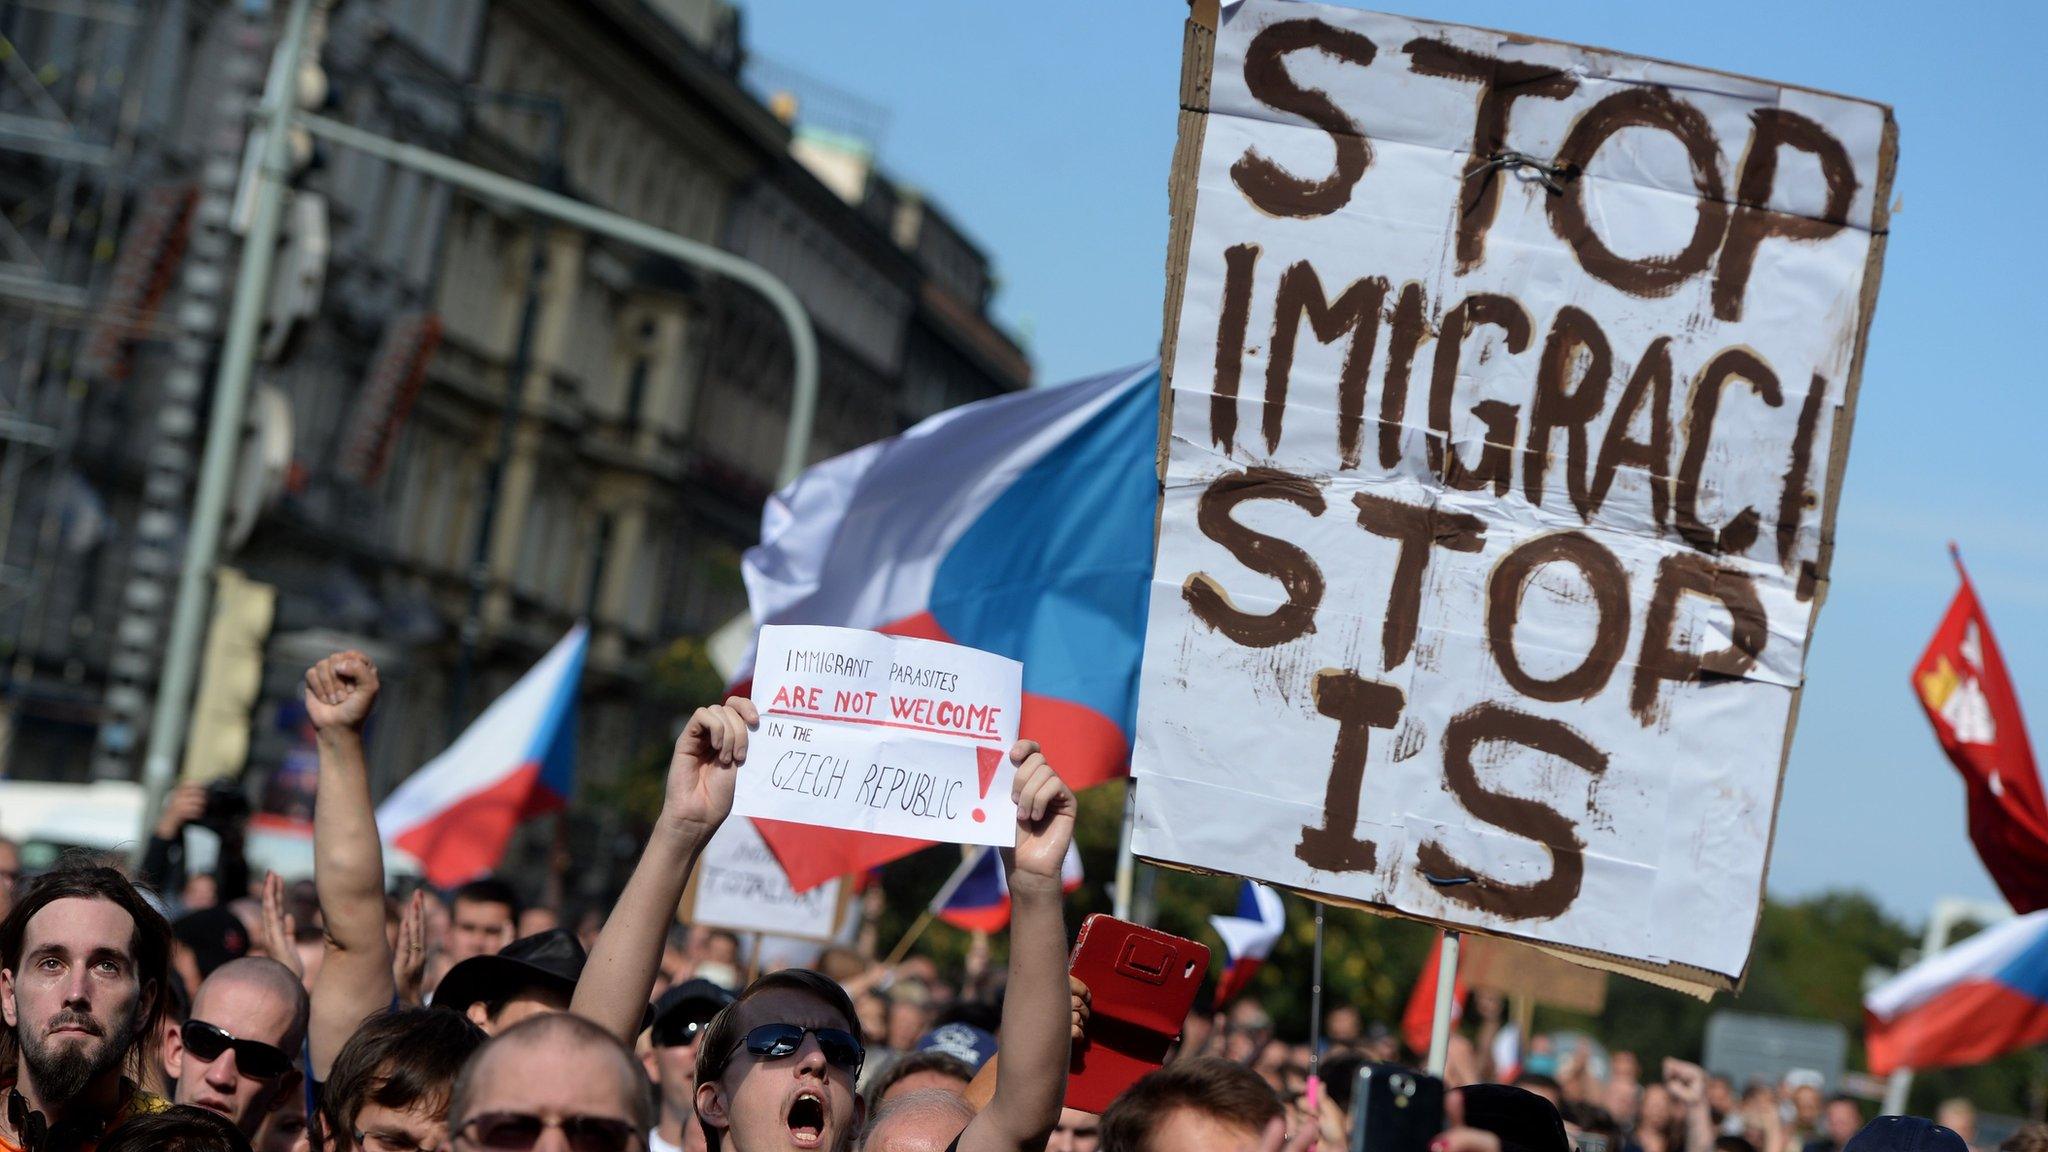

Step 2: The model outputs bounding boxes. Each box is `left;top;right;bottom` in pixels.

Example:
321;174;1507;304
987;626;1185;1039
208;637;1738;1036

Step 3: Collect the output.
0;859;172;1151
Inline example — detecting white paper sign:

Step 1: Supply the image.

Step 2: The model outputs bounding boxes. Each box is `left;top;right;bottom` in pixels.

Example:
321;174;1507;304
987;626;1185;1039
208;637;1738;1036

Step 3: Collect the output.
687;818;845;941
1135;1;1893;989
735;625;1022;846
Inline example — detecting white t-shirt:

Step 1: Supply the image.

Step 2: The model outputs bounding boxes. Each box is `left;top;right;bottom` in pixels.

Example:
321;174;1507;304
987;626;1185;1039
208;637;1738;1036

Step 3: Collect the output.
649;1129;683;1152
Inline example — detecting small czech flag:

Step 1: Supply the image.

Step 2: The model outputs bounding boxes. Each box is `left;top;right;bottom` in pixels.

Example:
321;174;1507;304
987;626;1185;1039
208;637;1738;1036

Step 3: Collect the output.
1210;880;1284;1006
934;844;1084;932
378;625;586;887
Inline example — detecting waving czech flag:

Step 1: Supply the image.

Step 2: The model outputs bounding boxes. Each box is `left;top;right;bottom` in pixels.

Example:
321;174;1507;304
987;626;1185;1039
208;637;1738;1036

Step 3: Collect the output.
1866;908;2048;1074
738;363;1159;890
934;843;1085;932
378;625;587;887
1210;881;1285;1006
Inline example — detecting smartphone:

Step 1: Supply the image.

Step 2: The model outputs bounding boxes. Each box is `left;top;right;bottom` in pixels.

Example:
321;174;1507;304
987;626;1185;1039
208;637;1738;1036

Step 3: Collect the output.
1064;914;1210;1114
1350;1064;1445;1152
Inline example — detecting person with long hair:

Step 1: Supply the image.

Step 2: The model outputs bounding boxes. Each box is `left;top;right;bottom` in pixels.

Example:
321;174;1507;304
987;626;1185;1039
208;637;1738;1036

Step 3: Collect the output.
0;856;174;1150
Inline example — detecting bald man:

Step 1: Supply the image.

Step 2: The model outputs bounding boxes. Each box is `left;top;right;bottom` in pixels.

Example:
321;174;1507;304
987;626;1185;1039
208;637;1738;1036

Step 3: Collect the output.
862;1089;978;1152
163;956;310;1135
447;1011;652;1149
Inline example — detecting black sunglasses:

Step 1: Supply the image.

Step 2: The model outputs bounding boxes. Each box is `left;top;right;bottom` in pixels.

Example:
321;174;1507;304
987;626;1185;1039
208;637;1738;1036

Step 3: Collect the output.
181;1019;294;1080
652;1016;711;1048
459;1112;638;1152
729;1023;864;1075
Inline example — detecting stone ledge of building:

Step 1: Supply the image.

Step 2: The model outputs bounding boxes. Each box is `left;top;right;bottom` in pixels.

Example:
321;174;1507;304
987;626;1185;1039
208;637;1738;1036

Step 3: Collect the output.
914;281;1032;392
512;0;789;161
574;426;691;482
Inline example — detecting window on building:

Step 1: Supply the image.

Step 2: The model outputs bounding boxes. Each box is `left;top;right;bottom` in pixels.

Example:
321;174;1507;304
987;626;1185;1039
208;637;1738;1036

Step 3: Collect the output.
551;497;586;608
622;317;656;425
630;517;663;634
584;513;614;619
515;489;551;598
422;435;459;567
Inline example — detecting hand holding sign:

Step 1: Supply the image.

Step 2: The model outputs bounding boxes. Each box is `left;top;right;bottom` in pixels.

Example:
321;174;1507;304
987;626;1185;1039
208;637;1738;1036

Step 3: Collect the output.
734;625;1024;846
662;696;756;838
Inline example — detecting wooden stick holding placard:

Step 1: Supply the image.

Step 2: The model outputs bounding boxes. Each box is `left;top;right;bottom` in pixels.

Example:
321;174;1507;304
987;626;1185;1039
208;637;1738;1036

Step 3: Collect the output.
1426;931;1461;1077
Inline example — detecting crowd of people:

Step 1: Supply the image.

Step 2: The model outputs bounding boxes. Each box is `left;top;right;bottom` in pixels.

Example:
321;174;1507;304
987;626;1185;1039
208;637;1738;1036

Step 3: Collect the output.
0;649;2015;1152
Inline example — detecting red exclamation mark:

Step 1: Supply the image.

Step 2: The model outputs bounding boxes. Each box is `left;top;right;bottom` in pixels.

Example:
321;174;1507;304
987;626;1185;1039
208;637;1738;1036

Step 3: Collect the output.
972;746;1003;823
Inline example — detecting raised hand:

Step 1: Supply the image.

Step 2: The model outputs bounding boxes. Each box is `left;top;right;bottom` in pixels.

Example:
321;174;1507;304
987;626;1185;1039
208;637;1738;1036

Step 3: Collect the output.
304;650;380;734
1008;740;1076;884
393;889;427;1005
661;696;756;835
260;871;303;979
155;782;207;840
1665;1058;1707;1107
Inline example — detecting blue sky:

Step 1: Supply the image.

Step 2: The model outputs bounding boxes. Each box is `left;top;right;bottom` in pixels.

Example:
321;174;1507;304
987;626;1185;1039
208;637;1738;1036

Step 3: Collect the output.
738;0;2048;930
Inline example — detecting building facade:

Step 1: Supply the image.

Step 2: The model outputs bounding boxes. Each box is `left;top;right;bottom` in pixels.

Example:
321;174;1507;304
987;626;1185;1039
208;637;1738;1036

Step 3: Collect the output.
0;0;1028;895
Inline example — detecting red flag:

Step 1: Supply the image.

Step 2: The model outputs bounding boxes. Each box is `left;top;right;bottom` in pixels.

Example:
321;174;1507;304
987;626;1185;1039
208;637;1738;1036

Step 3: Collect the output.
1401;934;1467;1057
1913;552;2048;912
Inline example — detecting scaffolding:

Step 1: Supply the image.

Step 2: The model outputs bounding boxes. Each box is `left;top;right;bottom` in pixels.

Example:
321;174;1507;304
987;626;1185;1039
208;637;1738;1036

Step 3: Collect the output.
0;0;168;772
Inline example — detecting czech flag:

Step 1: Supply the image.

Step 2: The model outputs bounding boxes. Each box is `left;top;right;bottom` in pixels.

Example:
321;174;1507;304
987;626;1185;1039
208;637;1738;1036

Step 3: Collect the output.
738;363;1159;889
1866;908;2048;1075
934;844;1084;933
377;625;587;887
1210;881;1284;1006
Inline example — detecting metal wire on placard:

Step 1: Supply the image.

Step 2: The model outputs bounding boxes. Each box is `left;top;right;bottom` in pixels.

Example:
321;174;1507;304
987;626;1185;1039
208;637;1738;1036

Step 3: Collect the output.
1472;150;1580;195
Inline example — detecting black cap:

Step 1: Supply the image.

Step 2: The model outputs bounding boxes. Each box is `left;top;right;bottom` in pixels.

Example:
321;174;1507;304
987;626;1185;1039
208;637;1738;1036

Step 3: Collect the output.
1461;1084;1570;1152
651;978;737;1044
434;928;585;1015
1845;1118;1970;1152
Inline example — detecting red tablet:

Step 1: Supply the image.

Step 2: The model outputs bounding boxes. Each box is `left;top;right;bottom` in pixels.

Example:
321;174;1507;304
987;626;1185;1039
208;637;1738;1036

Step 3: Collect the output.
1064;914;1210;1114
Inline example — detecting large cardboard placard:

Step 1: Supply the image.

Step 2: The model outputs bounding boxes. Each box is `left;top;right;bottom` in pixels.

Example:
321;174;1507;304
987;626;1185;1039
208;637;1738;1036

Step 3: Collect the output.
734;625;1022;846
683;817;850;942
1134;0;1894;993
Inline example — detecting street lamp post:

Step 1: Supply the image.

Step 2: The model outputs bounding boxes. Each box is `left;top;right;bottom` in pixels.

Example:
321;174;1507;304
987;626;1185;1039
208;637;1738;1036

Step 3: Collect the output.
137;0;820;837
135;0;320;842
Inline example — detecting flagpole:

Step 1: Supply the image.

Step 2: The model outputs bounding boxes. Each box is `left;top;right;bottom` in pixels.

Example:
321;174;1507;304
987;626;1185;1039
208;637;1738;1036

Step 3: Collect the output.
1880;897;2009;1115
883;849;982;968
1426;930;1461;1076
1307;901;1326;1113
1114;781;1138;921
